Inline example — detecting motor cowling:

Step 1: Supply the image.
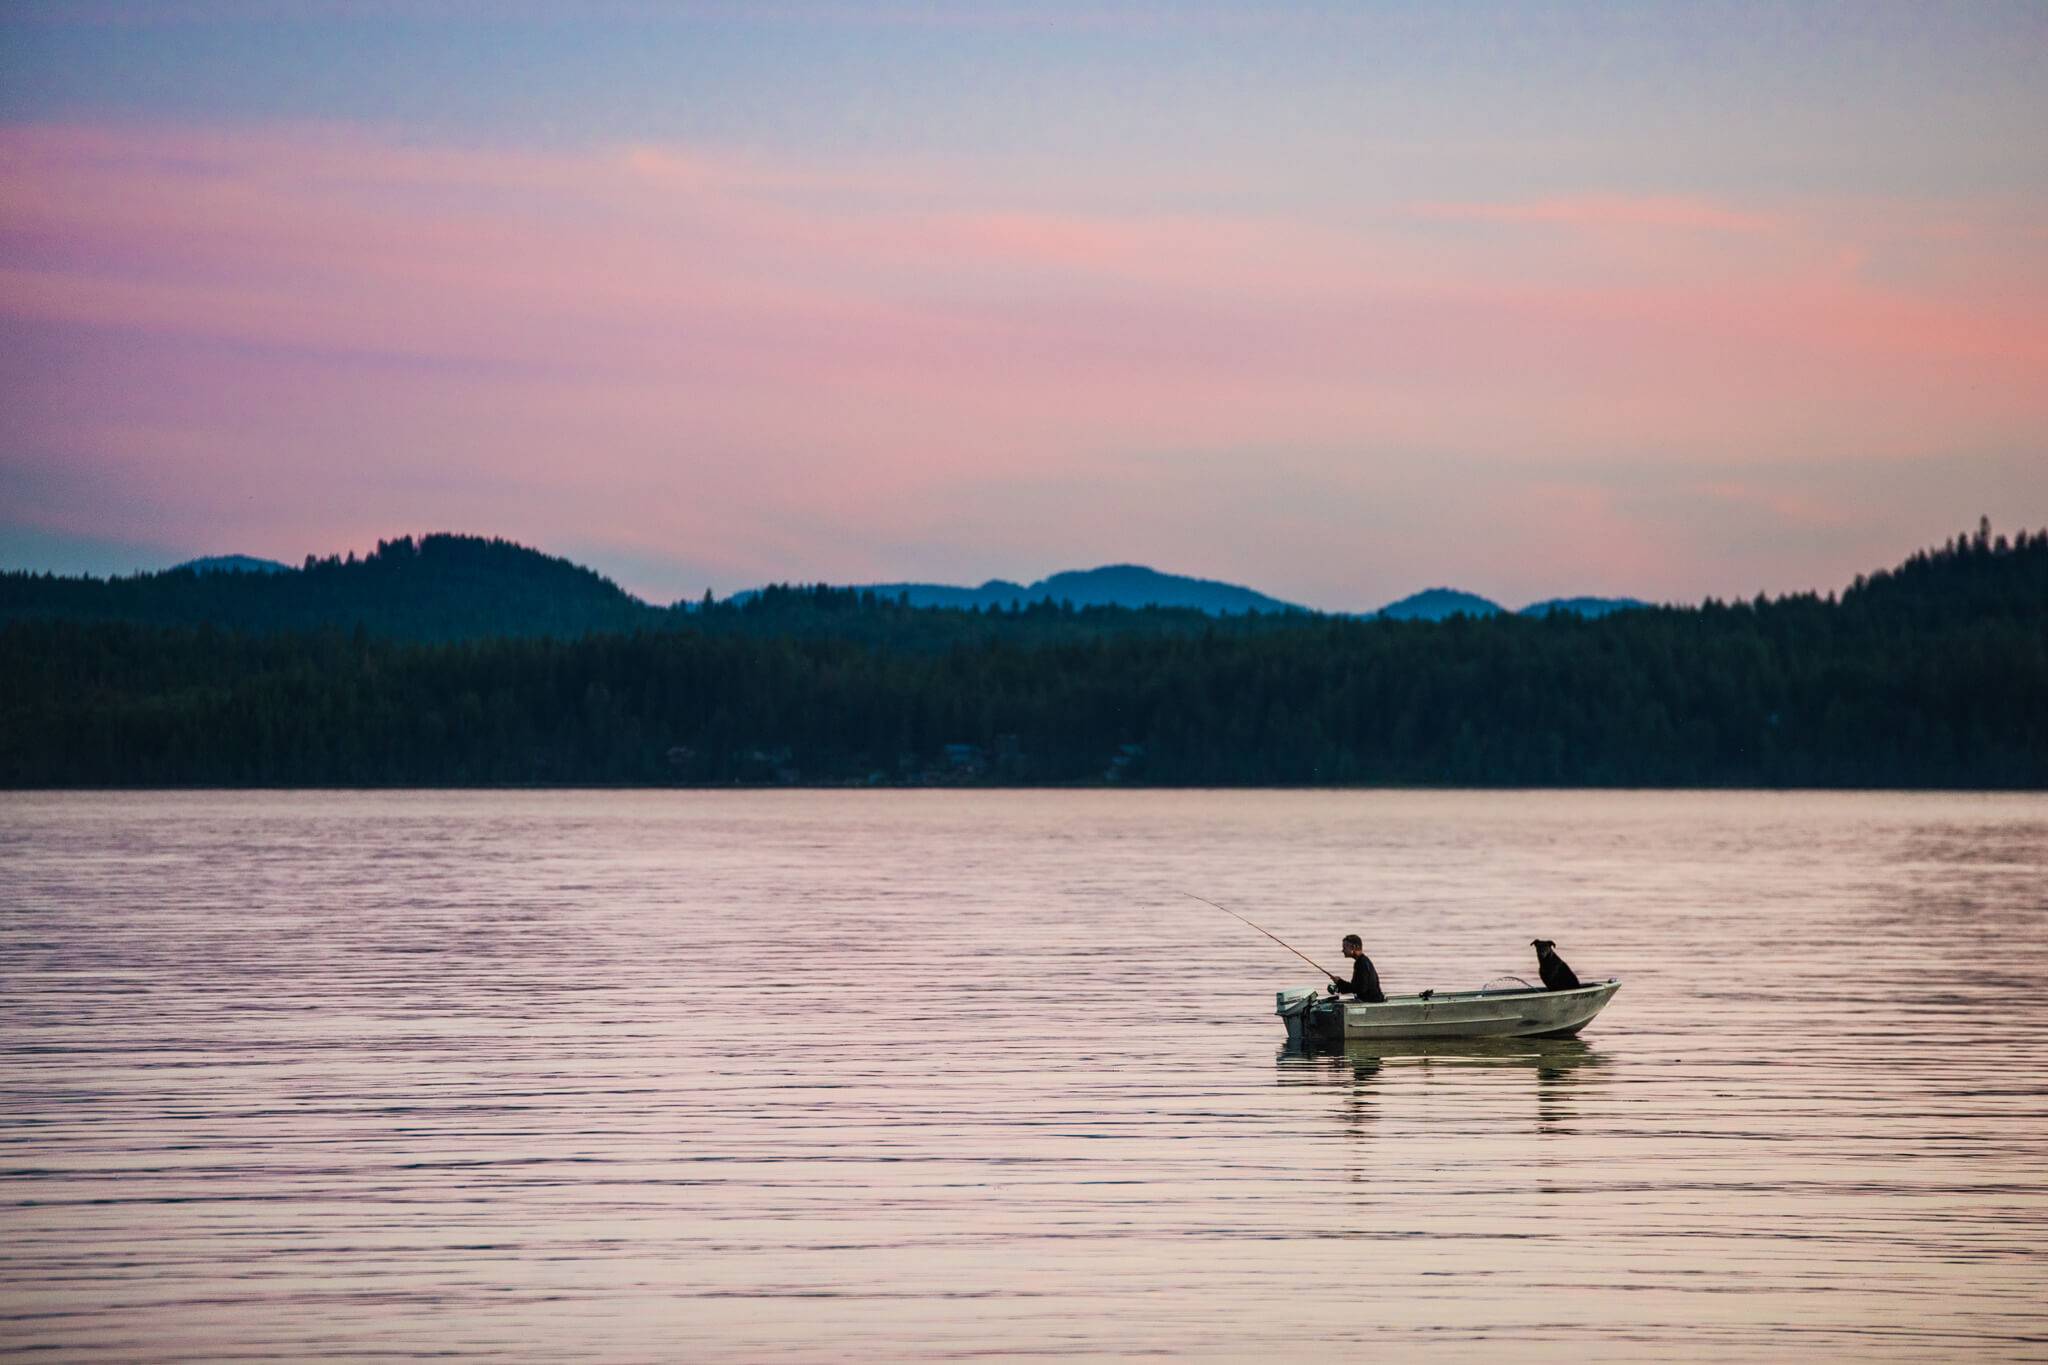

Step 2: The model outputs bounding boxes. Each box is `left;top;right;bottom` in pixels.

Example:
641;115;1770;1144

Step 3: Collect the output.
1277;987;1338;1047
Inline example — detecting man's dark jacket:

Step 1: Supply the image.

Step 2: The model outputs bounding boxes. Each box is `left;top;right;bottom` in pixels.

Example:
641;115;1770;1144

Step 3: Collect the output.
1332;954;1385;1003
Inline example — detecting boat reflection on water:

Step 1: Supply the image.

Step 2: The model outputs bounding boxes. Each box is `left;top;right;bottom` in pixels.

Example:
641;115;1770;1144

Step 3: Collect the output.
1277;1036;1611;1135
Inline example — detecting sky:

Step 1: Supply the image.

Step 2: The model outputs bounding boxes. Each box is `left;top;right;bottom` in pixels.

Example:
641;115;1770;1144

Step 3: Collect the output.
2;1;2044;610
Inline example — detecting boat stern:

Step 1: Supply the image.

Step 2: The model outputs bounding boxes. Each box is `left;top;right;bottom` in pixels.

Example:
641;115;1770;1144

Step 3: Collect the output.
1275;987;1340;1048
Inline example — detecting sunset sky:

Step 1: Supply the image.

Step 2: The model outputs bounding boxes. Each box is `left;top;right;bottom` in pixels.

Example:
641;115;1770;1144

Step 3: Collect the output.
3;1;2044;609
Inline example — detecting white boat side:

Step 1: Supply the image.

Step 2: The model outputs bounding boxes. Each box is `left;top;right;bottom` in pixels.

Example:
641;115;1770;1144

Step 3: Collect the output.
1278;979;1620;1041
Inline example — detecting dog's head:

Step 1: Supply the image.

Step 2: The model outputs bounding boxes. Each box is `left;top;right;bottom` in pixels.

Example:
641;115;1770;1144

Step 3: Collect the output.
1531;938;1556;954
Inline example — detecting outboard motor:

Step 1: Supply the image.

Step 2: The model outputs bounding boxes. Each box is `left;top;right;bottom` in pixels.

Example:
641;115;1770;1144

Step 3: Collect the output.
1276;988;1330;1048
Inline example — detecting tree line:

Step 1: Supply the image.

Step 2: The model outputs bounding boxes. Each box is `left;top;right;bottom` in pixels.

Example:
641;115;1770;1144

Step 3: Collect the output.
0;532;1308;648
2;524;2042;788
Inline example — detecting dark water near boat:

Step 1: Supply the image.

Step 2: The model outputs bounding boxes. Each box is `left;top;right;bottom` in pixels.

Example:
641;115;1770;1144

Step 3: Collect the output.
4;790;2047;1360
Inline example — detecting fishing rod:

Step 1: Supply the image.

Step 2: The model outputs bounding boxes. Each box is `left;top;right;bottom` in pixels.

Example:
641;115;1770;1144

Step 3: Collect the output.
1182;891;1340;981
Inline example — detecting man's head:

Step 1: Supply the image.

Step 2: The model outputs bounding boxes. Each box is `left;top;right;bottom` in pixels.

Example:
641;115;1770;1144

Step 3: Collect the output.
1342;933;1362;958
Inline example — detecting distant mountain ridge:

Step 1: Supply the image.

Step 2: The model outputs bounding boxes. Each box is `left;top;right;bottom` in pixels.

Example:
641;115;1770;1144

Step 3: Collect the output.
1360;590;1648;620
752;568;1643;619
7;533;1652;637
841;563;1306;616
1373;587;1504;620
4;533;656;642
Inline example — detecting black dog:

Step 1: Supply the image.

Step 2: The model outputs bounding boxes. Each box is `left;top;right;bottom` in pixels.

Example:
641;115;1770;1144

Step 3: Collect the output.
1531;939;1582;991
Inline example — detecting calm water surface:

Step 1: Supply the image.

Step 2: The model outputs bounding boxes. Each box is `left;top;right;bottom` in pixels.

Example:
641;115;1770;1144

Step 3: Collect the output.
4;790;2047;1360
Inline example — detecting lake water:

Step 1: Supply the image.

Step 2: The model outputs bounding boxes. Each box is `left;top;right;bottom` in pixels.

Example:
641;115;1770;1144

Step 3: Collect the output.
4;790;2047;1360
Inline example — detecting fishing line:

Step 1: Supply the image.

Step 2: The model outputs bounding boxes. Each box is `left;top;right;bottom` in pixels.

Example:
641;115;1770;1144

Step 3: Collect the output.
1182;891;1341;980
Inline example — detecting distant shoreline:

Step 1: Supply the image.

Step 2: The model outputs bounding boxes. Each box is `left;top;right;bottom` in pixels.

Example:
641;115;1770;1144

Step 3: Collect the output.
6;526;2044;791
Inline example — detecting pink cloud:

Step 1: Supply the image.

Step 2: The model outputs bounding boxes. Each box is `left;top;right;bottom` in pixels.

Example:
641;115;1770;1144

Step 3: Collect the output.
4;121;2045;600
1690;481;1859;532
1406;194;1782;234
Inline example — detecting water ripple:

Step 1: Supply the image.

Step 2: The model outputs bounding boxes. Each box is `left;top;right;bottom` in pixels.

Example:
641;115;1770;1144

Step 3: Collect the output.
3;790;2046;1360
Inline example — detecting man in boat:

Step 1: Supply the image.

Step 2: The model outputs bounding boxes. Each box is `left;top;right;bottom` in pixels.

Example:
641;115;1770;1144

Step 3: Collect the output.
1328;934;1386;1003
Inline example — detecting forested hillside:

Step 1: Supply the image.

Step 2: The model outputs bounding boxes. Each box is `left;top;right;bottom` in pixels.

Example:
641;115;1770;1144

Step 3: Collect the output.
0;533;1315;647
2;524;2042;788
1;534;661;641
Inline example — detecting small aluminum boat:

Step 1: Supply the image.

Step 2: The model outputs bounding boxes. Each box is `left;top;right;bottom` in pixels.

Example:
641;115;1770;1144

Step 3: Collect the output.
1277;978;1619;1045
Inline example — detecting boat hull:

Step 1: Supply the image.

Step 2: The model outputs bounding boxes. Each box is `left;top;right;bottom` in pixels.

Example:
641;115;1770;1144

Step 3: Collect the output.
1278;980;1619;1043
